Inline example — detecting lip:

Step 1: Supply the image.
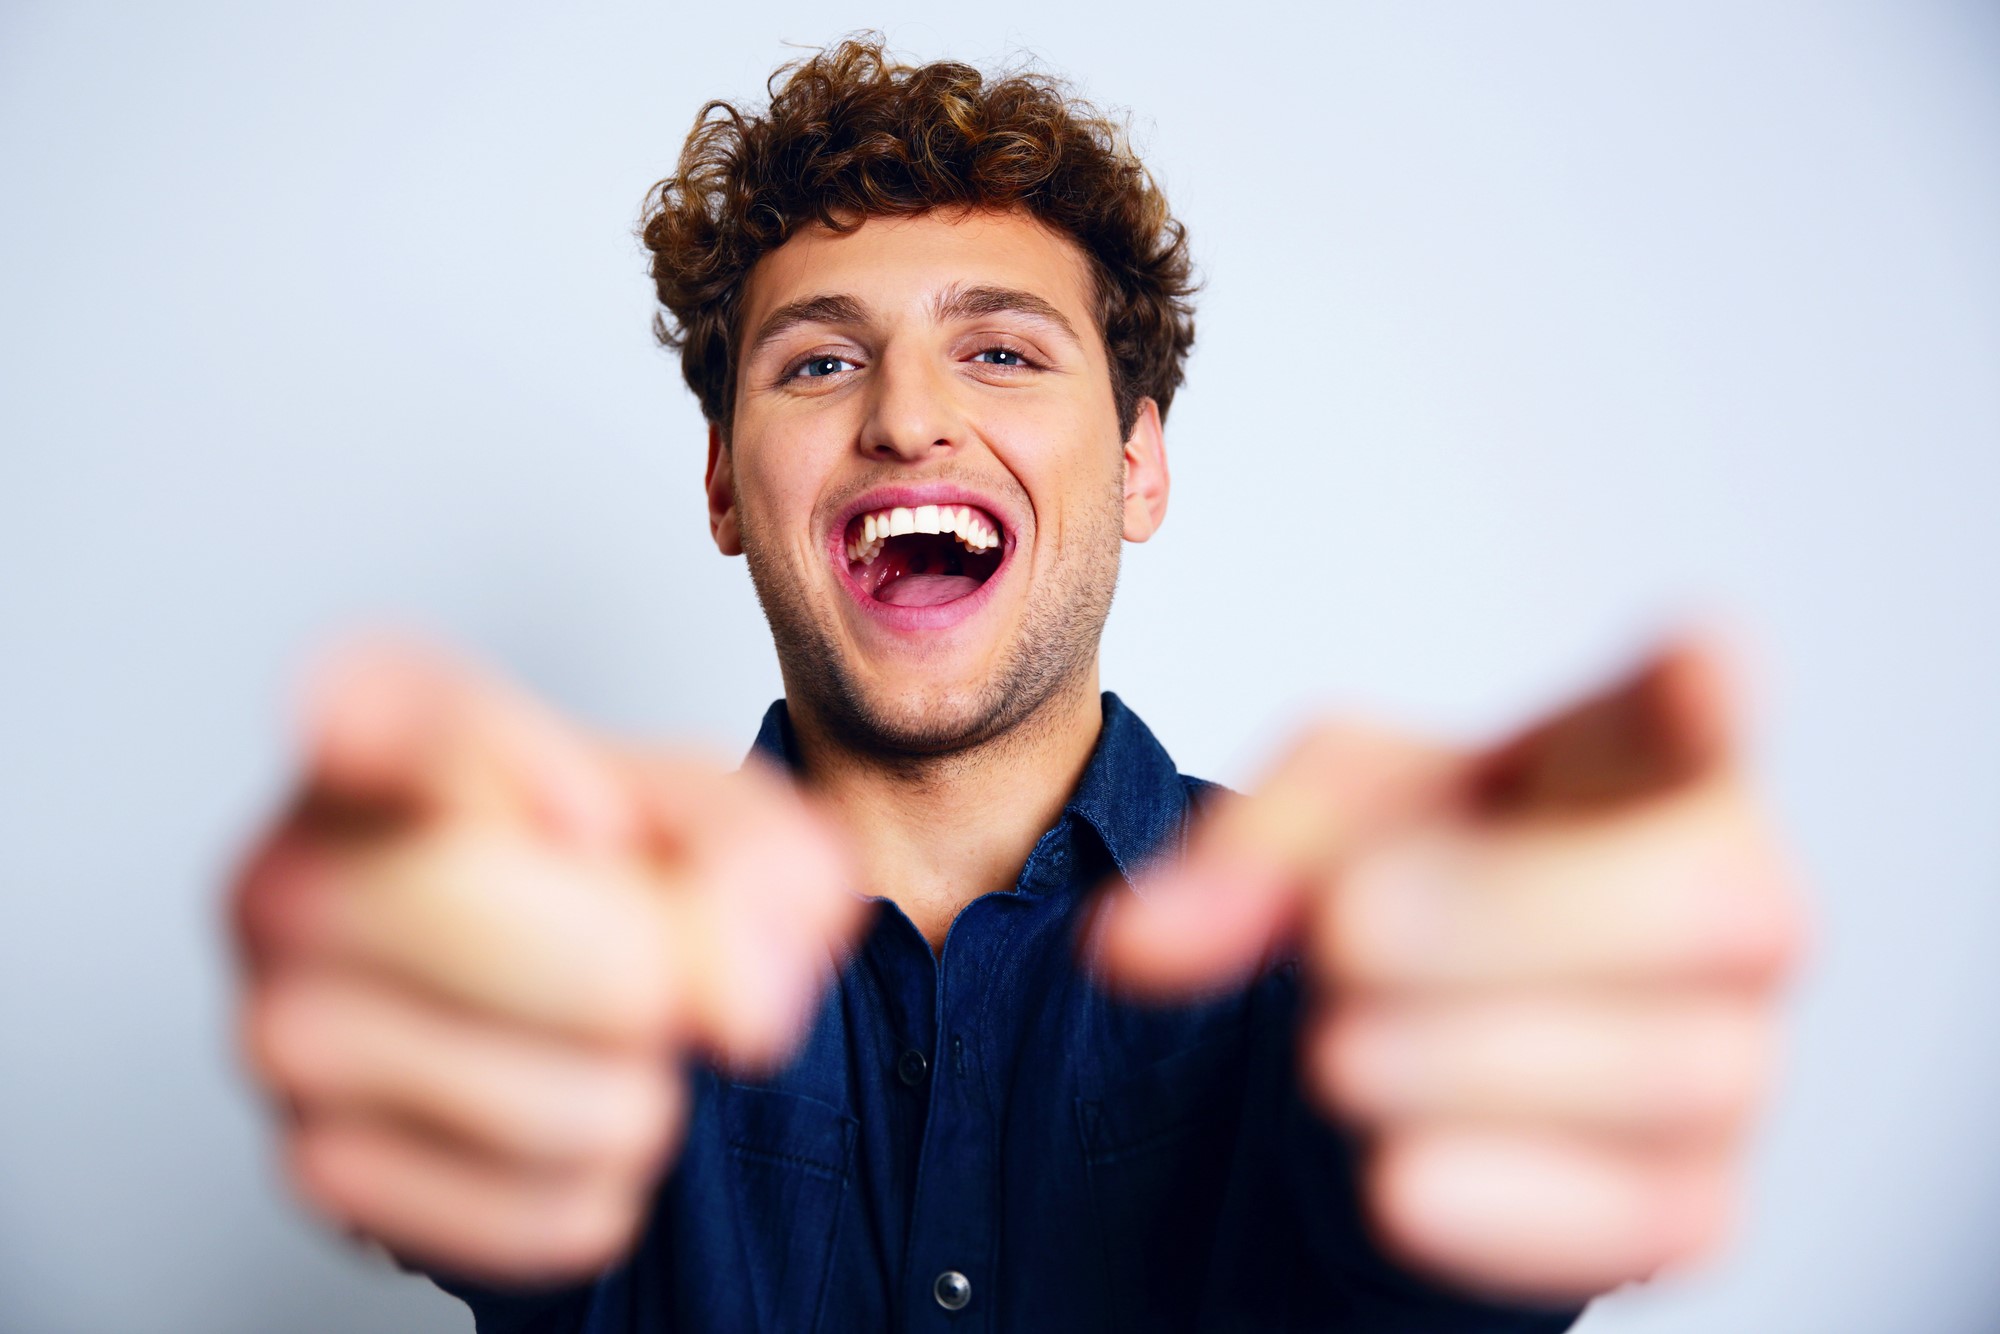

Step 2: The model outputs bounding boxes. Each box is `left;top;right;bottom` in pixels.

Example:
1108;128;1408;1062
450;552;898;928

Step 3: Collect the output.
827;482;1020;633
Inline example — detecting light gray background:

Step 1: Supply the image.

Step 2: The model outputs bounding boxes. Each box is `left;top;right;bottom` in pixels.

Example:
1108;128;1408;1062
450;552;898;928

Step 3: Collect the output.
3;2;1996;1330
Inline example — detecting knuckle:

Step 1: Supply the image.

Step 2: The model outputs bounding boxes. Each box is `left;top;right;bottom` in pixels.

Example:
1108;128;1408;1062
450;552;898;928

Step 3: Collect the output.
1678;819;1810;981
1360;1133;1456;1267
1663;1164;1738;1265
1703;868;1809;979
1746;874;1812;977
580;1065;682;1174
242;977;331;1096
545;1189;645;1275
1312;1011;1395;1123
1297;1021;1352;1124
1659;1008;1770;1131
703;998;799;1076
288;1122;366;1221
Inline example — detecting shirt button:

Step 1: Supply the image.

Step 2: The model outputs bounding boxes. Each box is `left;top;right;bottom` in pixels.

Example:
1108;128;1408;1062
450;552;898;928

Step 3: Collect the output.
896;1048;929;1087
933;1269;971;1311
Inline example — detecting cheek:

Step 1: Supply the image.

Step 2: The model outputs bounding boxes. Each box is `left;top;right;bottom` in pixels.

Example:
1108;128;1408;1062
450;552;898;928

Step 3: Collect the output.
1042;452;1130;560
733;442;837;549
984;409;1125;535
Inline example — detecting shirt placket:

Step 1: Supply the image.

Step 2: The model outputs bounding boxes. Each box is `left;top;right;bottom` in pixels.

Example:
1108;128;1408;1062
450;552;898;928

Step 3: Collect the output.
901;907;1002;1331
899;831;1068;1331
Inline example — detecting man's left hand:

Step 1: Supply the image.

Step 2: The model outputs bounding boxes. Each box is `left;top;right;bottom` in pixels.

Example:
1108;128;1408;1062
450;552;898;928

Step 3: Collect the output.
1094;632;1809;1305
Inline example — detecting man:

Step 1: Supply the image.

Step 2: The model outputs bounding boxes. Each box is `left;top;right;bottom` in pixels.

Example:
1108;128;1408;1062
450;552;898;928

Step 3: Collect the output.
231;38;1805;1333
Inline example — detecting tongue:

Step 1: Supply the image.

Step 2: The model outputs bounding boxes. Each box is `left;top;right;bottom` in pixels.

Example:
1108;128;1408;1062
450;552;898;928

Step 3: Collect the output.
876;573;982;607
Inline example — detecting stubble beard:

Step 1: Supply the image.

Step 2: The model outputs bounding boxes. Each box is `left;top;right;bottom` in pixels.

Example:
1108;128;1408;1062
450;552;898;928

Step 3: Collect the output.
738;479;1123;763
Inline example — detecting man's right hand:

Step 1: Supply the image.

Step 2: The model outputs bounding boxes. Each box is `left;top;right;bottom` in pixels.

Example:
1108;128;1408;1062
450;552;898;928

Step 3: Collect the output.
228;637;862;1286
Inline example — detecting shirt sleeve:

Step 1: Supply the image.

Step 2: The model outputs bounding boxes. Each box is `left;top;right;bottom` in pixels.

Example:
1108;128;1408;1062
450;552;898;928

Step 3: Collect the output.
407;1261;600;1334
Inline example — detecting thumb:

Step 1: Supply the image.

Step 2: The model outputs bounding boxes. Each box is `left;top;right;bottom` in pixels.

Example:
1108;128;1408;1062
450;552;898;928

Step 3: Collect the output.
294;630;637;855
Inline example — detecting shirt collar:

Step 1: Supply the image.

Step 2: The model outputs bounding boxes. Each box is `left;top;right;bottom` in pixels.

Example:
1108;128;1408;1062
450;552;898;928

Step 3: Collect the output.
745;692;1192;881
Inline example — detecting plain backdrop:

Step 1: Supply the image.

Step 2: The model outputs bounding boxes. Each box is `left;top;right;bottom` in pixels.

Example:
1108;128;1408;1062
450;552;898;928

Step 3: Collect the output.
3;3;1997;1330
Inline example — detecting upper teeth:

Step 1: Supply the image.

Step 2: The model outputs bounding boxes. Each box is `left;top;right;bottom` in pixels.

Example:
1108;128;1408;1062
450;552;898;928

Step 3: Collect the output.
847;504;1001;562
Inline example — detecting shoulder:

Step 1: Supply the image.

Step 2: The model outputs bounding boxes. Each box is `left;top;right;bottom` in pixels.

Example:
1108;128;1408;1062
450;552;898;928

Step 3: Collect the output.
1179;773;1236;814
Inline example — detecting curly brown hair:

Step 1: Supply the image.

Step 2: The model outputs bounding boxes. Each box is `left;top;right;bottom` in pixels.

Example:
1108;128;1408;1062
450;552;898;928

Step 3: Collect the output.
638;36;1198;441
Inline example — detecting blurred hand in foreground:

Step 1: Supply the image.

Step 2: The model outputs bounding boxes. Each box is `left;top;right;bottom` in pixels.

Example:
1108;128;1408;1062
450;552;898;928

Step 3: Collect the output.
1096;632;1810;1306
229;638;862;1285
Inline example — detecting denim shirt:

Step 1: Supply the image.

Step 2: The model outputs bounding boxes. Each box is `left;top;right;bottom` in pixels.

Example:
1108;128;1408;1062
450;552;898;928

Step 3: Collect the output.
434;694;1586;1333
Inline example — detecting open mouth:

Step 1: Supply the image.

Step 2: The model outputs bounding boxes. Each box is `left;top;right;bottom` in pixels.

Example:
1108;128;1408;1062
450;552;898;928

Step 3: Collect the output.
842;503;1005;608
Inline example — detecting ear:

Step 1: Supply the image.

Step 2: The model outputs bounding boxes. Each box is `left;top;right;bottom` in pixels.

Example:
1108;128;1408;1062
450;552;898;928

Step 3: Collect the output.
1120;397;1170;543
704;421;744;556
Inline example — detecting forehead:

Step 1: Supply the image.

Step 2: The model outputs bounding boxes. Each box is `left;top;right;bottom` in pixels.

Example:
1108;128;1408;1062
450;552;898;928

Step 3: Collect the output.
737;208;1100;341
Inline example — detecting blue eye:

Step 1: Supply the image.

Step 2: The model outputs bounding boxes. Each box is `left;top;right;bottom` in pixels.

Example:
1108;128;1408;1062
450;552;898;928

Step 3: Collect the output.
795;355;856;379
974;347;1027;367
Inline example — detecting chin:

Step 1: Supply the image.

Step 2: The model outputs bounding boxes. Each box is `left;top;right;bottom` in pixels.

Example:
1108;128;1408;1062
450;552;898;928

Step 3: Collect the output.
816;668;1028;758
774;610;1099;761
741;487;1122;761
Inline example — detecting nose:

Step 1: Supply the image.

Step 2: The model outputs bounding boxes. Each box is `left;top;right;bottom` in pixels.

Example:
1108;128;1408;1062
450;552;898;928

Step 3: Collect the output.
857;345;963;464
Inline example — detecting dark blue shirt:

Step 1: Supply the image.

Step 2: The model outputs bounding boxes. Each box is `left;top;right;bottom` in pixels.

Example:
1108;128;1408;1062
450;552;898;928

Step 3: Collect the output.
435;695;1587;1333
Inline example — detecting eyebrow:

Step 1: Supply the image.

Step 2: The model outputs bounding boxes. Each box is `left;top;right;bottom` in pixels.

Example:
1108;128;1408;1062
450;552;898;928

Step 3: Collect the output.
743;284;1085;362
744;293;874;361
931;284;1083;348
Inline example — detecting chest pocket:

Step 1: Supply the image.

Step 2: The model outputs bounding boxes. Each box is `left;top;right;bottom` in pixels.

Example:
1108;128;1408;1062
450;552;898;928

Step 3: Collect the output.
1076;1034;1249;1334
719;1082;857;1334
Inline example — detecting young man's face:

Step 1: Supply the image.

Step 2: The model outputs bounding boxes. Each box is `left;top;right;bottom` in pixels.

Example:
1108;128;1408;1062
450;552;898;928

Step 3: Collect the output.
709;206;1168;756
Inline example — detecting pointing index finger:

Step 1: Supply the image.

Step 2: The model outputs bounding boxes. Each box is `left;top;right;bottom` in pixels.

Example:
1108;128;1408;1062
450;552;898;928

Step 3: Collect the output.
1094;624;1752;999
295;632;638;855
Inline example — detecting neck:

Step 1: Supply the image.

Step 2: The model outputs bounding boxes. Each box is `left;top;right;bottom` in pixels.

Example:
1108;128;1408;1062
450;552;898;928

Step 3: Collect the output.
785;670;1106;951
